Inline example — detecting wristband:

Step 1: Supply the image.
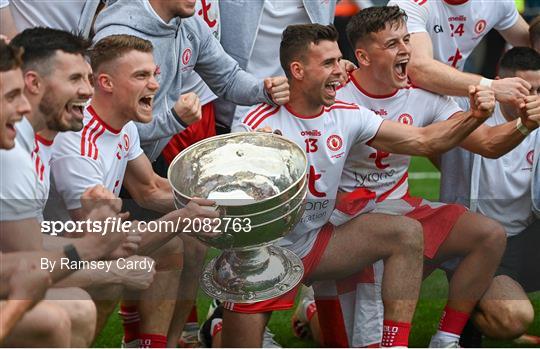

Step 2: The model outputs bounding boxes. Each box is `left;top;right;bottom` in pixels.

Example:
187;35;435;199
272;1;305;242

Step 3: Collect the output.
516;118;530;136
171;107;189;128
479;77;493;88
63;244;82;268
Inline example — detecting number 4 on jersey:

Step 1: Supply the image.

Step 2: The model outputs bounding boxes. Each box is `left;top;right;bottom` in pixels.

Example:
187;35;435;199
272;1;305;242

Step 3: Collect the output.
449;23;465;37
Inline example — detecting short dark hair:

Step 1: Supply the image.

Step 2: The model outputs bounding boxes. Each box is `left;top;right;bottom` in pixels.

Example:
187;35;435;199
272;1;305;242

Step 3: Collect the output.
10;27;91;75
89;35;154;73
499;47;540;77
0;39;24;72
346;6;407;49
530;16;540;48
280;24;339;78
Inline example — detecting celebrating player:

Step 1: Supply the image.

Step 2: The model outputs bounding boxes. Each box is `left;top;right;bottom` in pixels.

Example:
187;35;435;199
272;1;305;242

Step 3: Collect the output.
303;6;539;347
223;21;497;347
389;0;531;107
0;28;138;347
439;47;540;344
46;34;220;347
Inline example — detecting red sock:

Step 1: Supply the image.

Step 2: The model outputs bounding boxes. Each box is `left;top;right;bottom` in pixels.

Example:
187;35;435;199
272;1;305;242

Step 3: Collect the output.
381;320;411;347
438;305;470;335
187;305;198;324
118;304;139;343
139;333;167;348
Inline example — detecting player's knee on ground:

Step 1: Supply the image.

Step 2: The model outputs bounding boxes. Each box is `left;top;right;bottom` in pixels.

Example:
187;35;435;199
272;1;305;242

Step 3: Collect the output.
475;300;534;340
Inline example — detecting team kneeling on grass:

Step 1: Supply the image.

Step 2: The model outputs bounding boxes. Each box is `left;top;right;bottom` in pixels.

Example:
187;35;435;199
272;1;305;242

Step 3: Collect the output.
1;5;539;348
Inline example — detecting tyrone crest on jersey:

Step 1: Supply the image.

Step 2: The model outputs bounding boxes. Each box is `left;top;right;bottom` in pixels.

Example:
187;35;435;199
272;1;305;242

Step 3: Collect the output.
327;134;343;152
474;19;487;35
182;48;192;65
398;113;413;125
527;150;534;166
180;48;194;72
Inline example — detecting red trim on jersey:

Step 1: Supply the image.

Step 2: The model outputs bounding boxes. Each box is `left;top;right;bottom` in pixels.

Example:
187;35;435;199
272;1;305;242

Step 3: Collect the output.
39;162;45;181
350;72;399;99
86;122;103;159
376;172;409;203
81;118;96;156
31;141;45;182
90;125;106;160
246;105;279;129
326;100;359;111
34;152;40;176
285;103;324;119
443;0;468;5
32;139;39;154
325;105;359;112
35;134;54;146
244;103;272;126
333;99;357;106
251;106;280;129
87;105;122;134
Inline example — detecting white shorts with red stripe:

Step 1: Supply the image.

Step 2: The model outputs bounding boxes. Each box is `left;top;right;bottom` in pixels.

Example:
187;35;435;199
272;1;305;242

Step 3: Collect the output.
313;260;384;347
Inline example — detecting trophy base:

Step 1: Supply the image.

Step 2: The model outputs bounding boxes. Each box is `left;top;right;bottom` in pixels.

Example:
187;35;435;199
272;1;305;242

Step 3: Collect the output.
200;245;304;303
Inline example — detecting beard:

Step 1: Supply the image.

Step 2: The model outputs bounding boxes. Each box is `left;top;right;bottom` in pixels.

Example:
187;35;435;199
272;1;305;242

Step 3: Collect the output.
38;90;83;132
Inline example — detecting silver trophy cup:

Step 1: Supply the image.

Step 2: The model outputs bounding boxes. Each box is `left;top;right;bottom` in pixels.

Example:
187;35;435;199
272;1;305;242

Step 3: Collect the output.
168;132;308;303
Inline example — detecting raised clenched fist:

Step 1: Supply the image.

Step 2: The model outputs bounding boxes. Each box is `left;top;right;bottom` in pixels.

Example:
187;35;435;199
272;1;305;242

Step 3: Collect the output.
468;85;495;120
174;92;202;126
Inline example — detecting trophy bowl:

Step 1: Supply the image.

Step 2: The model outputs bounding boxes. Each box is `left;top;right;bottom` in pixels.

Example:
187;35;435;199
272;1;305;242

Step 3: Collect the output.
168;132;308;302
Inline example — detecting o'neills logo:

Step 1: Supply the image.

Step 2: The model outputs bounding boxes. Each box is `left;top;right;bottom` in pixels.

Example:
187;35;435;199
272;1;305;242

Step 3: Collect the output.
181;48;192;65
371;108;388;116
398;113;413;125
475;19;487;34
527;150;534;165
327;134;343;151
448;15;467;22
301;130;321;137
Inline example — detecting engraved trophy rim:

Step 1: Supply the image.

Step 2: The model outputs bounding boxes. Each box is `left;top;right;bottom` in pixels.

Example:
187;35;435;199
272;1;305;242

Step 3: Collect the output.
167;132;308;209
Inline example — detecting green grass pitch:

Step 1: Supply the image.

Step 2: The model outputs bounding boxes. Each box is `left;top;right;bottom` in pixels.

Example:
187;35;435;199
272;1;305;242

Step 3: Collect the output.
94;157;540;347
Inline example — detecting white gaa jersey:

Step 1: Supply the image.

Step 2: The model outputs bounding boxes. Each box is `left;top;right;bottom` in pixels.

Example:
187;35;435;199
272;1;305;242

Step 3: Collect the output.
0;117;41;221
474;104;537;236
389;0;519;71
32;134;54;221
336;75;462;205
237;101;383;257
47;105;143;221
